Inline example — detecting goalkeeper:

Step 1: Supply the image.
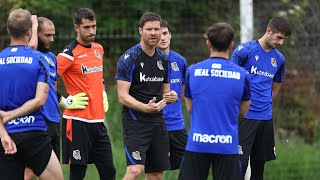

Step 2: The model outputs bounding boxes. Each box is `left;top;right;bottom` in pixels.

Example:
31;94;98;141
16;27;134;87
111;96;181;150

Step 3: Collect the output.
57;8;115;180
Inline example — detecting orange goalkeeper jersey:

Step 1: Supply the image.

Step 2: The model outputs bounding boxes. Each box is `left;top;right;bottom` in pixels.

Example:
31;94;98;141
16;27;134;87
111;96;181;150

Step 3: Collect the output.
57;40;104;123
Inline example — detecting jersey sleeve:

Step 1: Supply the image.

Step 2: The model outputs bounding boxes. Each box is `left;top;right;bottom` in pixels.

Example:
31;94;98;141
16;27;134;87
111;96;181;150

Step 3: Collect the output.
184;67;192;99
273;55;286;82
115;53;135;82
181;58;188;84
38;54;50;83
163;59;169;84
57;48;74;76
242;71;251;101
230;43;249;67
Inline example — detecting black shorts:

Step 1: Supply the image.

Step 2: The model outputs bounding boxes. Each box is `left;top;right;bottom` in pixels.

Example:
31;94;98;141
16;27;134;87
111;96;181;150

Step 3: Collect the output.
0;131;52;179
123;119;170;173
62;118;114;167
46;120;60;161
179;151;242;180
168;129;188;170
238;118;276;162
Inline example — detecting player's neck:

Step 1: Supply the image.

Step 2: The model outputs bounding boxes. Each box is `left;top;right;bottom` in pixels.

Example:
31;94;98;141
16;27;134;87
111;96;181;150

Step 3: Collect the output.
210;52;229;59
140;41;156;57
258;37;272;51
77;37;91;47
163;48;170;56
10;37;28;46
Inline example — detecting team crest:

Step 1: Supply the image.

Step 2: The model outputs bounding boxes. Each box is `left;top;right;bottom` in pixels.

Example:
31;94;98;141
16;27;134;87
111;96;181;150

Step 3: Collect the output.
238;145;243;155
132;151;141;160
171;62;179;71
271;58;277;67
157;61;164;70
94;49;101;59
73;150;81;160
45;56;55;66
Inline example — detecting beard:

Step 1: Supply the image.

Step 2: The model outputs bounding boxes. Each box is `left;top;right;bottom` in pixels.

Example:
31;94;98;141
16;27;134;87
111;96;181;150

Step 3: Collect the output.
38;40;50;53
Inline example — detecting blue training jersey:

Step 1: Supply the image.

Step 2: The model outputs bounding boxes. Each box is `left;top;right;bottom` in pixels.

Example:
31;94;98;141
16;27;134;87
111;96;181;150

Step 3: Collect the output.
42;52;60;122
163;50;188;131
230;40;285;120
185;57;251;154
0;45;50;133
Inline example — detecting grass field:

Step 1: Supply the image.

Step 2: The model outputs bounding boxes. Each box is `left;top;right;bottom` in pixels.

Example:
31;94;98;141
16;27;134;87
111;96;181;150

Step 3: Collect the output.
59;86;320;180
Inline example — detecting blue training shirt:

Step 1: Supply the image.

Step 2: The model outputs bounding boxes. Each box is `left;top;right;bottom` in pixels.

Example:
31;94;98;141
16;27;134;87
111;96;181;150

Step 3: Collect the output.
163;50;188;131
231;40;285;120
42;52;60;123
0;45;49;133
185;57;251;154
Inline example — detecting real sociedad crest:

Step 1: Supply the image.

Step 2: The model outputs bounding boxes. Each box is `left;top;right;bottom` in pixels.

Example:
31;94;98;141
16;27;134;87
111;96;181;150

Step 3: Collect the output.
171;62;179;71
271;58;277;67
157;61;164;70
94;49;101;59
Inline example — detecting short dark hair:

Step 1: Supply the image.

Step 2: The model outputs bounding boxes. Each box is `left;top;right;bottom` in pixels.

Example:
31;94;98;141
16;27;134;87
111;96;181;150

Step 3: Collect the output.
74;8;96;25
206;22;234;52
37;17;53;32
139;12;161;28
161;19;169;30
267;16;292;37
7;8;32;38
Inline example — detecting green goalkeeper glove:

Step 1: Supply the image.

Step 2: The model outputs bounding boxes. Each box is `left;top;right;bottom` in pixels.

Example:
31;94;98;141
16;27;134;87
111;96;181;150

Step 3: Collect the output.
103;91;109;112
59;92;89;109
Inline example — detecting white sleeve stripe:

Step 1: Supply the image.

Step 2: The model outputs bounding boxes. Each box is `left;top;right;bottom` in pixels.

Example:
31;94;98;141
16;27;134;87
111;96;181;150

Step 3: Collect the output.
58;52;74;61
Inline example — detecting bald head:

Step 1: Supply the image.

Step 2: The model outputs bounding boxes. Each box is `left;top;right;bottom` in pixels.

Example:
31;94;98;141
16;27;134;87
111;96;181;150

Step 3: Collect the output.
7;8;32;38
37;17;54;32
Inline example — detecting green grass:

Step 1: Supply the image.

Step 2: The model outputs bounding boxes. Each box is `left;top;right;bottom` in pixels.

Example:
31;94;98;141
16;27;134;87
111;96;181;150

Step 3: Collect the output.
60;86;320;179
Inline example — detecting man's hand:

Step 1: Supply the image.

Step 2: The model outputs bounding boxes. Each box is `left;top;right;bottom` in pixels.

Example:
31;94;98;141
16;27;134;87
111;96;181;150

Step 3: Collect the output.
1;135;17;155
144;97;167;113
59;92;89;109
103;91;109;112
163;90;178;104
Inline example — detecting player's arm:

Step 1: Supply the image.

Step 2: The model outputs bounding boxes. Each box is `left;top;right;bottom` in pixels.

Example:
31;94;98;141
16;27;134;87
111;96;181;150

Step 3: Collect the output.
117;80;166;113
239;72;252;119
272;82;282;102
28;15;38;49
184;97;192;112
0;121;16;155
1;82;49;124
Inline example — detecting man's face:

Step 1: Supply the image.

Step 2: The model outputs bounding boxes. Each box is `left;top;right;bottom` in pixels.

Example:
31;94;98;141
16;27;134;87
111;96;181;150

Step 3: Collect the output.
75;18;96;43
266;28;288;49
157;27;171;51
38;21;55;51
139;21;161;47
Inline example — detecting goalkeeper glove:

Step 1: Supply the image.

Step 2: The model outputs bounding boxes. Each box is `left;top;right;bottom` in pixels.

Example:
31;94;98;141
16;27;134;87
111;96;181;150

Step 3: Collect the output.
103;91;109;112
59;92;89;109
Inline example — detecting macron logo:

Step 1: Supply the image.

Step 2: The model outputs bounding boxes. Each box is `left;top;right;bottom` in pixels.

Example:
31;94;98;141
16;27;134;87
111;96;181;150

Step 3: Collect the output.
124;54;130;59
193;133;232;144
63;48;69;53
238;45;244;51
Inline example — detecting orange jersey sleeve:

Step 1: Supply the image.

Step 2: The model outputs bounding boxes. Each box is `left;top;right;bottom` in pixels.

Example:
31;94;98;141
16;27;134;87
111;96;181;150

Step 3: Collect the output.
57;40;105;122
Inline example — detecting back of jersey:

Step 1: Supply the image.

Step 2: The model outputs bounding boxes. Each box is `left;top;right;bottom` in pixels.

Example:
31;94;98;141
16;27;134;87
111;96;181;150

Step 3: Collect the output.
0;45;49;133
185;57;250;154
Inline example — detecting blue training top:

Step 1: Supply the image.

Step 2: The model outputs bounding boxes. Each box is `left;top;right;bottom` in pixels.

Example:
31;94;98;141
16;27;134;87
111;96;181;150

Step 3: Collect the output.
0;45;49;133
162;50;188;131
42;52;60;123
185;57;251;154
231;40;285;120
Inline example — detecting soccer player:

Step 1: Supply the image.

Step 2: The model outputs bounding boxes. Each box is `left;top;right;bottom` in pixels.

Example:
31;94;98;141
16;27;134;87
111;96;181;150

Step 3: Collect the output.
57;8;115;180
0;8;63;180
178;22;251;180
156;19;188;171
116;12;178;180
230;16;292;180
